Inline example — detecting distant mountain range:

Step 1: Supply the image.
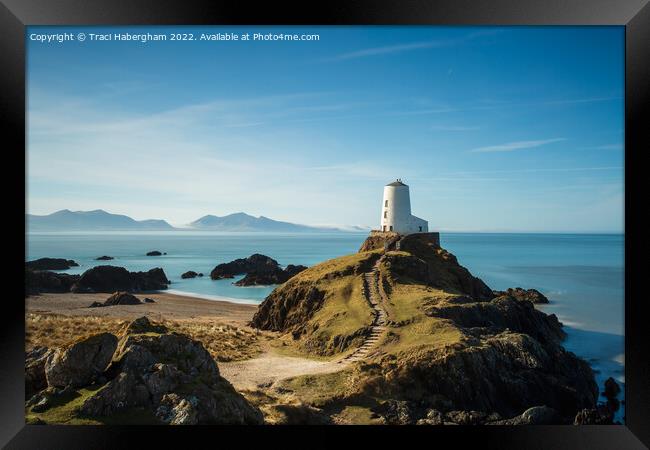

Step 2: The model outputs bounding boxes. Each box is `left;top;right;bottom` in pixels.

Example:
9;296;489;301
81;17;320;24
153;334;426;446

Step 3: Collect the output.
26;209;174;231
26;209;369;233
189;212;338;232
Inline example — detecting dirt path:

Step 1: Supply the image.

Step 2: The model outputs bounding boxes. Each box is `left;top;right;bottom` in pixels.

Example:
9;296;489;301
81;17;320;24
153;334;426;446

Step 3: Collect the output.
219;353;344;391
221;256;392;390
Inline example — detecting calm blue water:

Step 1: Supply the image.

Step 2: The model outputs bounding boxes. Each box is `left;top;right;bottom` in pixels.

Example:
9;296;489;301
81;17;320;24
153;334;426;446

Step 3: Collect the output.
26;231;625;420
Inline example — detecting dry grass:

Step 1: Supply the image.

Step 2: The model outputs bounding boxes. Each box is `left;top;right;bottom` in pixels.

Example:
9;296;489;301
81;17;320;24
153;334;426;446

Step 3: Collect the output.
26;313;264;362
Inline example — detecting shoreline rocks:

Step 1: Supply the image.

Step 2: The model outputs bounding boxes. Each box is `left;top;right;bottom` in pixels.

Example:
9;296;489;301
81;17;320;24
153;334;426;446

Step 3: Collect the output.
492;287;549;304
181;271;203;279
26;258;79;271
25;269;80;295
211;254;307;286
71;266;170;293
146;251;165;256
95;256;114;261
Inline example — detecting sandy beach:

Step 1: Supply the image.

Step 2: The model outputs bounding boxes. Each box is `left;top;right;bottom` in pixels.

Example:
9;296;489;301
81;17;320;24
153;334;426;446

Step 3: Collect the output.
26;291;257;326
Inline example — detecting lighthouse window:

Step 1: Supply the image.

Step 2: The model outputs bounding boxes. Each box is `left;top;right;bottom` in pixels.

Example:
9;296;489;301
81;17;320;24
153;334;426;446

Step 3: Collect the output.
384;211;387;218
385;200;388;207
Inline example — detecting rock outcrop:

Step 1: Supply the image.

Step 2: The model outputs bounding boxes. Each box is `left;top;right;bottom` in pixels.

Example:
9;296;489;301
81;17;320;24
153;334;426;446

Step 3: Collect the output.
385;233;493;300
146;251;163;256
26;258;79;271
181;271;201;279
366;329;596;421
492;287;549;304
234;264;308;286
425;294;565;345
25;347;54;399
210;254;279;279
44;333;118;388
358;231;401;252
103;292;142;306
70;266;170;293
95;256;114;261
210;254;307;286
25;269;80;295
26;317;263;425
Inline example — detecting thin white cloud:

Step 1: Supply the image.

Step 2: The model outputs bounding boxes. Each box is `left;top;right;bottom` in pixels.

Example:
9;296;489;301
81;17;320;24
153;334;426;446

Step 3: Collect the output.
319;30;502;63
469;138;566;153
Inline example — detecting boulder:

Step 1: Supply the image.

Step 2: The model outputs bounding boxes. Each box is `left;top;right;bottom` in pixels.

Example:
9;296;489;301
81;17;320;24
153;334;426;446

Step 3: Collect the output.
103;292;142;306
121;316;167;335
574;406;614;425
25;346;54;399
78;317;263;424
45;333;118;388
25;269;80;295
416;409;445;425
210;254;279;280
488;405;562;425
156;393;199;425
79;371;139;416
375;400;419;425
95;256;114;261
181;271;199;279
143;297;156;303
146;251;162;256
492;287;549;304
26;258;78;271
70;265;170;293
88;301;104;308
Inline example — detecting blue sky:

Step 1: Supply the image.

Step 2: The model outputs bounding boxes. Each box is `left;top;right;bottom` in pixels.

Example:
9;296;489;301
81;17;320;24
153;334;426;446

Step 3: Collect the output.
26;26;624;232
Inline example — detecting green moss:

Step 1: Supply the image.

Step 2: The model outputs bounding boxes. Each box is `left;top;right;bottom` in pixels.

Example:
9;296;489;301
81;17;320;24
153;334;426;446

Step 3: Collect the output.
26;386;103;425
26;385;162;425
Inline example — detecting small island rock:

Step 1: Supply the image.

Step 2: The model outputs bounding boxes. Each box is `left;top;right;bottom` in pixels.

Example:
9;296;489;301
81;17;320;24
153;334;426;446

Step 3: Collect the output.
26;258;79;271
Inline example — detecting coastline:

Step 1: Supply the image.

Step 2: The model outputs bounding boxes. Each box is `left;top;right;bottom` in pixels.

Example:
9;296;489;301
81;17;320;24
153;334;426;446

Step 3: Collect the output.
26;291;258;326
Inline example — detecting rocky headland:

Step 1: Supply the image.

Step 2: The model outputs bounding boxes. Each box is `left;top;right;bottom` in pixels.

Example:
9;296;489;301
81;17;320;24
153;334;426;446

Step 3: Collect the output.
250;232;604;424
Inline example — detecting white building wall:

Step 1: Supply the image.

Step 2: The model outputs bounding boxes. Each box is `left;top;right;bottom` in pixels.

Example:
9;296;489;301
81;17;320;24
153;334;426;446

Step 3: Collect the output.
380;182;429;234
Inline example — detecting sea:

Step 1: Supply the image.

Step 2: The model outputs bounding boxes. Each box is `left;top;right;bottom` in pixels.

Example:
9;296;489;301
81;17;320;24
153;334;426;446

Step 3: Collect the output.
26;231;625;421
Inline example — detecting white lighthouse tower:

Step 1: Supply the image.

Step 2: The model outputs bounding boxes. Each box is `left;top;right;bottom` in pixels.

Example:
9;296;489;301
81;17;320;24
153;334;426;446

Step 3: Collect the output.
380;179;428;235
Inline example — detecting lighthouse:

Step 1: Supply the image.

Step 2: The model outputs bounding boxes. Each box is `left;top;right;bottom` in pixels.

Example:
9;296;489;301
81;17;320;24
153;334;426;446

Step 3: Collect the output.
380;179;428;235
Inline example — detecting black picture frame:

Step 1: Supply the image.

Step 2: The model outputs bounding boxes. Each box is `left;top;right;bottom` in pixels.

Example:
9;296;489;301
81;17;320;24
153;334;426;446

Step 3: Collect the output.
2;0;648;448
